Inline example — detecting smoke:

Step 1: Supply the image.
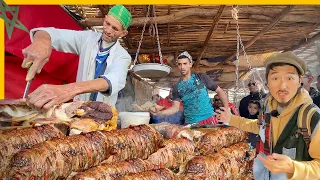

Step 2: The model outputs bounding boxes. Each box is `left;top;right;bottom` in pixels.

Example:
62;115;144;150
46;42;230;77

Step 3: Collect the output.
115;75;136;112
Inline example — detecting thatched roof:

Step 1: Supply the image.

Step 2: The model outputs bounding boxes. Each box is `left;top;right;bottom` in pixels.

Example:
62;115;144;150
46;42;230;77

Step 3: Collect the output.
63;5;320;89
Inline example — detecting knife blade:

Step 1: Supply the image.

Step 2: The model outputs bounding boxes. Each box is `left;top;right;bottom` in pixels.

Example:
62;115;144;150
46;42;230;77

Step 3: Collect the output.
23;79;32;99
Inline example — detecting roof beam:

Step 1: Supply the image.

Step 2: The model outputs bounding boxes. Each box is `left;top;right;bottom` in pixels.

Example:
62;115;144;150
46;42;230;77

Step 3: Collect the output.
194;5;225;67
98;5;106;16
284;32;320;52
80;6;316;28
219;5;295;65
81;7;221;27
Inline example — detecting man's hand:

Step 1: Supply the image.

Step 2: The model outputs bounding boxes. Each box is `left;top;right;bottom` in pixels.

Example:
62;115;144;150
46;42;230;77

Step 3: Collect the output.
257;153;294;174
27;84;79;111
216;107;232;123
22;31;52;81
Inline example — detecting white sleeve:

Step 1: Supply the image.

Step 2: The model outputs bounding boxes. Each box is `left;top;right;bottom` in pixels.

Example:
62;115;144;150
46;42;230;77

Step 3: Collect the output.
29;27;94;55
99;51;131;97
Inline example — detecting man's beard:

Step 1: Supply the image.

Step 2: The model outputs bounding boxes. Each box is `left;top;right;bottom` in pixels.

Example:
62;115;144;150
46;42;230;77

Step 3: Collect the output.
105;37;118;43
277;88;300;107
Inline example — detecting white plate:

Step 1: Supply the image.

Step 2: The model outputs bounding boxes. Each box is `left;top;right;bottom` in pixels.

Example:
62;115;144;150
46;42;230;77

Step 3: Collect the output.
133;63;171;78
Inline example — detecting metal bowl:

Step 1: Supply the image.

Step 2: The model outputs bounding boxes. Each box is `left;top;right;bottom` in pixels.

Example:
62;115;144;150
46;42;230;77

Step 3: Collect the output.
133;63;171;78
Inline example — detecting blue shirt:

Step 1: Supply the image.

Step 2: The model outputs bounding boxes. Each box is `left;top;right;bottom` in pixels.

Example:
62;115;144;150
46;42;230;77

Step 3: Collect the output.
174;73;214;123
89;40;115;101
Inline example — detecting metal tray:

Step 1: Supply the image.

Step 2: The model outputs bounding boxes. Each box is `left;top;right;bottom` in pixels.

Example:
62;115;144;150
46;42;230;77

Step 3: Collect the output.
133;63;171;78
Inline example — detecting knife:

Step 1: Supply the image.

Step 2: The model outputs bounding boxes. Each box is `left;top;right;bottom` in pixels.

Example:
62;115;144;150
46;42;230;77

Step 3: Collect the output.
22;62;33;99
23;79;32;99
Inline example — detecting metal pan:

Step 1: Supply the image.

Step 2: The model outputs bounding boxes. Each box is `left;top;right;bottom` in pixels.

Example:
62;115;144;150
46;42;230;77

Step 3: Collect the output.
133;63;171;78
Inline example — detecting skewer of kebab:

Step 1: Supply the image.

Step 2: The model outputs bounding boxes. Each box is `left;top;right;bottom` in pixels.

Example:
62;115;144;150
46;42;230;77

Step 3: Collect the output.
146;138;195;170
121;168;175;180
69;158;149;180
195;126;248;155
179;142;255;179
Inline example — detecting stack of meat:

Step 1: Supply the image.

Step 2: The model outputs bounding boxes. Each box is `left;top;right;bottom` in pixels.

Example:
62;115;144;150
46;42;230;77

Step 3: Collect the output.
70;138;195;179
179;142;255;179
196;126;248;155
121;168;175;180
7;124;163;179
0;124;64;177
0;120;254;179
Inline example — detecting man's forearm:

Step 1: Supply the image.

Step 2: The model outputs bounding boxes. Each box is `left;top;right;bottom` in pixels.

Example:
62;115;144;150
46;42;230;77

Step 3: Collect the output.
70;78;109;96
157;106;179;116
217;91;229;107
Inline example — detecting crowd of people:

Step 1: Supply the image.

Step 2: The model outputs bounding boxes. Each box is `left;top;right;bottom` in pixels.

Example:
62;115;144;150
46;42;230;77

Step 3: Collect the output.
150;51;320;180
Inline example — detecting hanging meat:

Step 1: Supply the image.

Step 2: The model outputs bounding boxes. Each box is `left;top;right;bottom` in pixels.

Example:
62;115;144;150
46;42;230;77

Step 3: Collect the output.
0;124;64;177
179;142;255;180
121;168;175;180
146;138;195;170
196;127;248;155
70;158;150;180
8;124;163;179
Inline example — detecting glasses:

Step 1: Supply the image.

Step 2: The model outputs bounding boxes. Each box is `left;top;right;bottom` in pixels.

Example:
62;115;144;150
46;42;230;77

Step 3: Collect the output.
214;99;221;102
248;83;256;87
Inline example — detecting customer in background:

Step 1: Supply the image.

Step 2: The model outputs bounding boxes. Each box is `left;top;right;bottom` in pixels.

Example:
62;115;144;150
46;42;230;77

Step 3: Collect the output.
239;79;266;118
247;100;260;147
150;89;184;125
302;69;320;99
212;94;238;116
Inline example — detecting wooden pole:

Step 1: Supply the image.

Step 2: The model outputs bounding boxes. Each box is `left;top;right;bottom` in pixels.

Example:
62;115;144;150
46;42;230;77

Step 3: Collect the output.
81;7;221;27
167;5;171;47
194;5;225;67
284;32;320;52
98;5;106;16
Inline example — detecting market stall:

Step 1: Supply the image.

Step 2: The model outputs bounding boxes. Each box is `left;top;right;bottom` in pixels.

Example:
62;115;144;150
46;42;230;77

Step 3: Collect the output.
0;100;254;179
2;4;320;180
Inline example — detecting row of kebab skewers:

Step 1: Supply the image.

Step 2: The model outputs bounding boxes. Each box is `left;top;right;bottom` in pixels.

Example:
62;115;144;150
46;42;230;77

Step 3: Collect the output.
0;121;254;179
